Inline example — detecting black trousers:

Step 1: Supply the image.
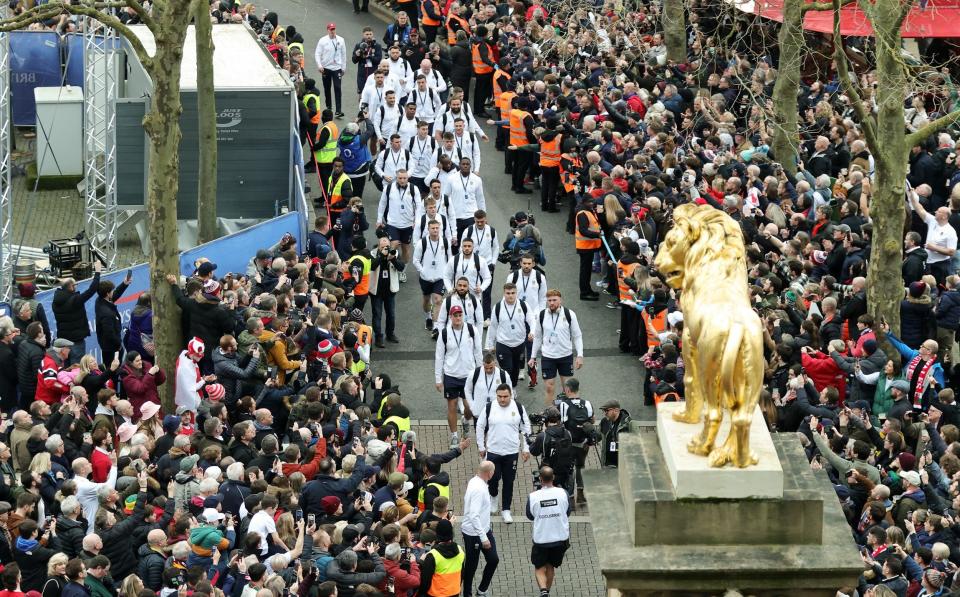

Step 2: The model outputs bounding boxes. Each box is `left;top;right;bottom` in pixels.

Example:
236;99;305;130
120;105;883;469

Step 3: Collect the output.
578;249;595;295
423;24;438;45
462;530;499;597
351;0;368;11
619;305;640;353
512;151;531;191
452;77;471;105
540;165;561;210
482;264;494;319
487;451;519;510
321;70;343;113
399;2;418;29
495;341;526;386
473;72;493;113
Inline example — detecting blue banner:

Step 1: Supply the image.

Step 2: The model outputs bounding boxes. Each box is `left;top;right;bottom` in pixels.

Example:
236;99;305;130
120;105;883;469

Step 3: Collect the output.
62;34;122;89
32;212;305;360
10;31;62;126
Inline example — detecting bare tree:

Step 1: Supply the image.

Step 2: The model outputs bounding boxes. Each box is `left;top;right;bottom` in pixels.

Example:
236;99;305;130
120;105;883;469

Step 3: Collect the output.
1;0;192;411
194;0;217;244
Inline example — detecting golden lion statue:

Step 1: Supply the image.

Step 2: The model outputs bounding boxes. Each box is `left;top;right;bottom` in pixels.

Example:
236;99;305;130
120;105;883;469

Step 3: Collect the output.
653;203;764;468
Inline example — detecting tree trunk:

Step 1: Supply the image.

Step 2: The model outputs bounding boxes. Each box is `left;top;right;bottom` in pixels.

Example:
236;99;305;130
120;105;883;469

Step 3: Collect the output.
194;0;218;244
771;0;802;176
865;0;908;338
662;0;687;63
143;11;192;413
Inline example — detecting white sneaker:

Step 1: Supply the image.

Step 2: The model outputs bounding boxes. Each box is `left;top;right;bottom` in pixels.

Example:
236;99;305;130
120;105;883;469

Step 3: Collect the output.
477;591;491;597
518;370;525;380
399;271;407;283
449;431;459;449
483;319;490;328
489;501;498;515
501;510;513;524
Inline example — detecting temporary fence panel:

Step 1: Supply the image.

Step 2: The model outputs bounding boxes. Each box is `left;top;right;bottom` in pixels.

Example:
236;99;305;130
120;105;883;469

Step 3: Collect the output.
33;211;304;360
10;31;61;126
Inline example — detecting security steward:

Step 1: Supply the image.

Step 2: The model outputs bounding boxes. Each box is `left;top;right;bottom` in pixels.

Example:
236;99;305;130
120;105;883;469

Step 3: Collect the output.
314;109;340;195
344;236;373;311
526;466;570;597
419;519;465;597
302;79;323;170
470;26;496;117
417;456;452;512
326;157;354;224
420;0;443;45
559;139;583;233
574;200;602;301
508;96;536;194
537;119;562;213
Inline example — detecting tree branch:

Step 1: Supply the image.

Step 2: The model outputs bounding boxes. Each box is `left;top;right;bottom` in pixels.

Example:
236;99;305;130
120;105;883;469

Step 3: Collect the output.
801;0;855;14
124;0;156;32
831;0;879;150
895;0;915;32
67;1;153;69
0;1;153;69
905;108;960;148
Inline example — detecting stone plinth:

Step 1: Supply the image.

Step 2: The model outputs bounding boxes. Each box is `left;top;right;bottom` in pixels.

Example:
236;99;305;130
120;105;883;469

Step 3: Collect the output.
584;427;863;595
656;403;784;499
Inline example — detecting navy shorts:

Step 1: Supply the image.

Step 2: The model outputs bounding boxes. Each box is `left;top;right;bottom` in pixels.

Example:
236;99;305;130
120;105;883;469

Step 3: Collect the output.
419;278;445;296
443;374;466;400
385;225;414;244
541;355;574;380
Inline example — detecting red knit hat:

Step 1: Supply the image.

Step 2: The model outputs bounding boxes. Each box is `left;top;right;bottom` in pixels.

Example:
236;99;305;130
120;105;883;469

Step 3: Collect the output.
206;383;225;401
187;337;205;358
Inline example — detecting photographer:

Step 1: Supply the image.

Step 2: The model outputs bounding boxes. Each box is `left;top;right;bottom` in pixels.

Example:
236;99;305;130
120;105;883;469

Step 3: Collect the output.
598;400;630;468
351;27;383;94
528;407;575;497
556;378;595;505
369;236;405;348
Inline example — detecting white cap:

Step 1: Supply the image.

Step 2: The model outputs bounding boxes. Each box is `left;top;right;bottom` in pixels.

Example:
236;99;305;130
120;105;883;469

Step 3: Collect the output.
202;508;224;523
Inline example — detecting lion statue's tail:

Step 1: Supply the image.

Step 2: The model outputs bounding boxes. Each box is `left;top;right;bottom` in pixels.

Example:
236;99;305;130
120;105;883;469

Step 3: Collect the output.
719;321;752;411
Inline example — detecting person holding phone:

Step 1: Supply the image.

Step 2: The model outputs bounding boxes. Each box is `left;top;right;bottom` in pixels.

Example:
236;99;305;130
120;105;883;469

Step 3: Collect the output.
94;269;133;362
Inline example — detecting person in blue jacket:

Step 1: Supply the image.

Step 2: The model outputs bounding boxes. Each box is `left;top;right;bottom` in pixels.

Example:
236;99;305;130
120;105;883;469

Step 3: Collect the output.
881;320;945;409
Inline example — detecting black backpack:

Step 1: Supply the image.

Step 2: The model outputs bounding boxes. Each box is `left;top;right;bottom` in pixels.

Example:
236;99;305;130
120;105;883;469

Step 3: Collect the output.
420;235;450;258
464;224;496;252
444;294;478;319
483;399;526;435
561;397;591;443
452;252;483;284
441;323;476;346
542;426;574;473
538;306;572;329
471;366;510;392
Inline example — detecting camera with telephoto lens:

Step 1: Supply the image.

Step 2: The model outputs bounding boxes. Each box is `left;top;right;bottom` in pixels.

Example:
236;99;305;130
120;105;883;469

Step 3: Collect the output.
528;412;545;426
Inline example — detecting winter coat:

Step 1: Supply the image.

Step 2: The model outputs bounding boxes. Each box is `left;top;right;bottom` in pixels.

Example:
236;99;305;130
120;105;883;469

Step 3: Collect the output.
380;557;421;595
34;351;68;406
801;350;848;404
903;248;928;285
55;515;87;558
873;376;907;421
137;543;167;591
61;581;91;597
52;271;100;342
124;306;153;358
218;479;250;516
94;282;129;359
170;285;235;353
173;471;201;511
98;492;149;581
900;298;936;349
212;348;260;404
302;459;368;516
326;553;386;597
832;347;888;403
14;536;62;591
937;289;960;331
0;342;17;408
15;338;45;403
257;329;301;385
119;362;166;414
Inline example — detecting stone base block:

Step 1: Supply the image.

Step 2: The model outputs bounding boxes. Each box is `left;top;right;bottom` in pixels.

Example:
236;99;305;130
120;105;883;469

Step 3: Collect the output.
656;402;784;499
585;431;863;595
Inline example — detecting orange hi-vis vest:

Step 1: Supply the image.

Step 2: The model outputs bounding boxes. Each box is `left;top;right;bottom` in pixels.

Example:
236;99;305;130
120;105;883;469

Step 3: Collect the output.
642;308;668;348
493;70;511;105
421;0;441;26
560;153;582;193
539;134;561;168
654;389;682;405
471;41;494;74
446;14;470;44
509;109;531;147
427;546;465;596
498;92;516;127
575;209;601;250
617;260;639;301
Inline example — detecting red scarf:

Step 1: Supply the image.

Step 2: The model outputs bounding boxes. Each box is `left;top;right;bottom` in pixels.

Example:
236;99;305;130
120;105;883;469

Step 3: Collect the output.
906;354;936;407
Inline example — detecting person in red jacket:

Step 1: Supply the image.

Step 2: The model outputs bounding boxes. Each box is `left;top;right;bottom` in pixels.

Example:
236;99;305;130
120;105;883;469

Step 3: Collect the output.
800;341;848;405
34;340;72;405
280;440;327;479
380;542;421;595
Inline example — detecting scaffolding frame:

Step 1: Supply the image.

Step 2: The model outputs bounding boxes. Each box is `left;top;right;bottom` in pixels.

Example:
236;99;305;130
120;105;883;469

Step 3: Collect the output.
83;18;120;269
0;10;12;304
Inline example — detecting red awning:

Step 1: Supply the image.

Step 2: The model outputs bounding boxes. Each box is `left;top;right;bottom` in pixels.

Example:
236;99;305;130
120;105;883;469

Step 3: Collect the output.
732;0;960;38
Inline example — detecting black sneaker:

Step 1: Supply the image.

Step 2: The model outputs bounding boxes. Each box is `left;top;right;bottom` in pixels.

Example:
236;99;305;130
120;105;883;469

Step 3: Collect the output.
425;318;433;331
387;335;400;343
431;329;439;340
580;293;600;301
375;338;385;348
335;111;345;118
